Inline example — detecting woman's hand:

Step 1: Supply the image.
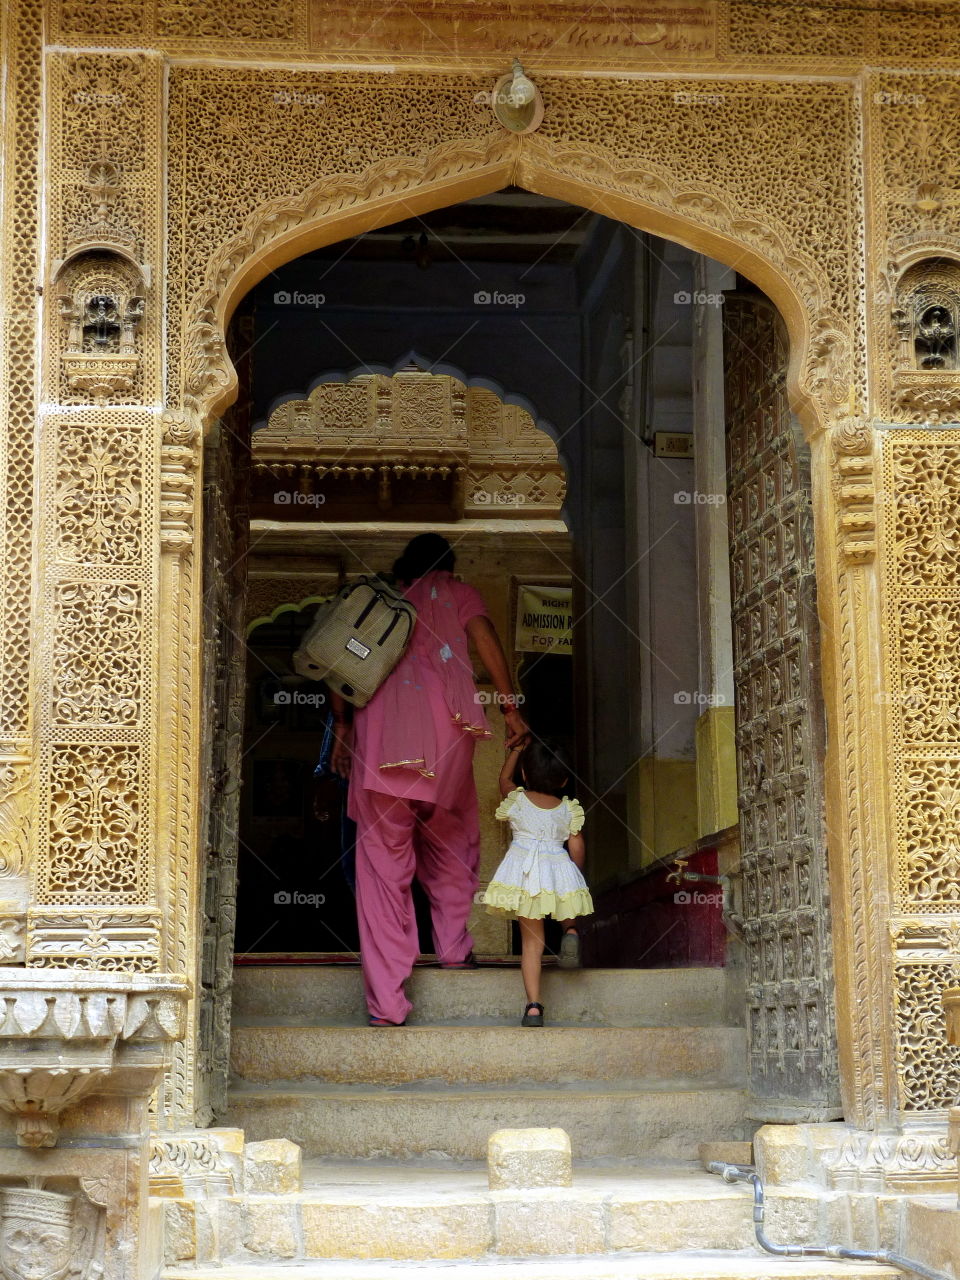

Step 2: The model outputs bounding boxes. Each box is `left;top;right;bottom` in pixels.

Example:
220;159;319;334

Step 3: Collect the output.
330;723;353;779
503;706;530;750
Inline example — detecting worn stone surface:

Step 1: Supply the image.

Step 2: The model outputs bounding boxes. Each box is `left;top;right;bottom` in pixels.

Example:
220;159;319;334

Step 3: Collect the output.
244;1137;302;1194
607;1189;753;1252
488;1127;573;1189
754;1124;815;1186
231;966;737;1028
226;1085;750;1161
698;1141;754;1169
213;1196;298;1261
903;1196;960;1279
493;1194;606;1256
301;1200;493;1260
161;1199;196;1263
230;1024;747;1087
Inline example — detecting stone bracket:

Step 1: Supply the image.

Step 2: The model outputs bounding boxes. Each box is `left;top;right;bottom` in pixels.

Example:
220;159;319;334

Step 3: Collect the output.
0;969;188;1148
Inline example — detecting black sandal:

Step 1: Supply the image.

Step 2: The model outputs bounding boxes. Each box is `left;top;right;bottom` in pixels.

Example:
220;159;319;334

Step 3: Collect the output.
521;1001;544;1027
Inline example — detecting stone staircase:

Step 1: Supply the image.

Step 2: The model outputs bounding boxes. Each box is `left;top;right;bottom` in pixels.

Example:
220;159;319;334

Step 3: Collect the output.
153;963;908;1278
225;965;748;1161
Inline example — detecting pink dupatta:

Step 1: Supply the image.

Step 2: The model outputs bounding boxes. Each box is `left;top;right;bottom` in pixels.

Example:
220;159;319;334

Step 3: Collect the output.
376;571;491;777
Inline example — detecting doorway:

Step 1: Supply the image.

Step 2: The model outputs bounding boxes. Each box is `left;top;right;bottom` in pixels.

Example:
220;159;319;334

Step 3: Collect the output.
195;189;839;1122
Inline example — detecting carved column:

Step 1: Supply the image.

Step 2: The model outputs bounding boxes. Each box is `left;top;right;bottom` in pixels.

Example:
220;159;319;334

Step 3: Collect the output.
944;987;960;1202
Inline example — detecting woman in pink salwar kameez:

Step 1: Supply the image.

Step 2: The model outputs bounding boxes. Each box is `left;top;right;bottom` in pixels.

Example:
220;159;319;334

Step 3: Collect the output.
331;534;528;1025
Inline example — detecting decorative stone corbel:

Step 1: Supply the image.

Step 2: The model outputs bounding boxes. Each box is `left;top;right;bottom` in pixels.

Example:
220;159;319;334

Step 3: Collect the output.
160;411;201;554
832;421;875;563
0;970;188;1148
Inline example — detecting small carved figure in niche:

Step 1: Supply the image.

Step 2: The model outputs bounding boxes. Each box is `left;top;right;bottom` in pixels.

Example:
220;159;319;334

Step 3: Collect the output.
81;296;121;353
916;305;956;370
0;1188;82;1280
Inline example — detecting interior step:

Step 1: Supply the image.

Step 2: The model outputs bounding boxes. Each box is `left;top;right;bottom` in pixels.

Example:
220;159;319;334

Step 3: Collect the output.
229;1024;747;1086
231;965;739;1027
162;1258;904;1279
224;1083;749;1160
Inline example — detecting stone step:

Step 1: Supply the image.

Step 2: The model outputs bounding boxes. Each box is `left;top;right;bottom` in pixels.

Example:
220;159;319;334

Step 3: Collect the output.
160;1164;758;1264
231;965;739;1027
229;1024;747;1086
225;1083;750;1160
156;1161;886;1268
162;1258;904;1279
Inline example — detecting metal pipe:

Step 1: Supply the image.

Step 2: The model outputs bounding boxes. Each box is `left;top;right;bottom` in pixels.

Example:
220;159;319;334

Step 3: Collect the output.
705;1162;951;1280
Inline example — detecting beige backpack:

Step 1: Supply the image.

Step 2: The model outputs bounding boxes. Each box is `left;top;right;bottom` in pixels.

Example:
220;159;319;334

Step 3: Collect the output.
292;577;417;707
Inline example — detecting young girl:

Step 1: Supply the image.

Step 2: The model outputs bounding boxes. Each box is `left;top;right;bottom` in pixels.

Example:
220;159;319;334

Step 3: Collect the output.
480;739;593;1026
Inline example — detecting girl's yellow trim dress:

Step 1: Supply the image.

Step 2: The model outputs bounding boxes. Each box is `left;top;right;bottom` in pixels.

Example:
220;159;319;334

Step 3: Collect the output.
480;788;593;922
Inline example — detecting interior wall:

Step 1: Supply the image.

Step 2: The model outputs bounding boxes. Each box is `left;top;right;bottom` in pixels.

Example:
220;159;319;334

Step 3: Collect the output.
628;241;701;872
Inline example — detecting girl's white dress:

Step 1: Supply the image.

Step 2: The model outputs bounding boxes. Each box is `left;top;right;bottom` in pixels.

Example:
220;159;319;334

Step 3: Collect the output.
480;787;593;920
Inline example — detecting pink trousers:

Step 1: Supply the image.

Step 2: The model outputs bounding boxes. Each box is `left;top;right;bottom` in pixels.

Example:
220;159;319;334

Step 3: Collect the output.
352;785;479;1023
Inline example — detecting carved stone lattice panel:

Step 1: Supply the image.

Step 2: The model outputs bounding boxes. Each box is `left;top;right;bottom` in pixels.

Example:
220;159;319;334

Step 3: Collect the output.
0;0;43;745
52;582;143;726
52;0;304;45
167;66;507;407
38;744;147;904
879;430;960;1109
725;295;839;1119
0;758;32;880
883;435;960;914
34;408;158;960
894;961;960;1112
166;66;859;427
868;74;960;422
53;419;146;567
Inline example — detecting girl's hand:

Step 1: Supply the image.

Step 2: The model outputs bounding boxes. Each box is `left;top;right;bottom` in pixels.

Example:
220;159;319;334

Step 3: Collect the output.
330;723;353;779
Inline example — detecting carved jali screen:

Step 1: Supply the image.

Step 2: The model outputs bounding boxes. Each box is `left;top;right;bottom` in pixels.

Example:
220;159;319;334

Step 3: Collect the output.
724;295;840;1120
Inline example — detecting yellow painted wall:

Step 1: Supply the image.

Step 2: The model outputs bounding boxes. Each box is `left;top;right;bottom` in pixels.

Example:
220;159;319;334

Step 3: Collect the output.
695;706;739;839
626;758;699;871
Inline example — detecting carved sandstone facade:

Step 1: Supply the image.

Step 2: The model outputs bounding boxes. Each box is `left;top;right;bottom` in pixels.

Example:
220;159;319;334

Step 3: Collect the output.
4;2;960;1274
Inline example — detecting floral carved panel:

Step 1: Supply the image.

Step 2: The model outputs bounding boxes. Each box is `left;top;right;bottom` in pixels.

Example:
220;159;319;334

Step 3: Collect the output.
51;582;143;727
54;420;145;566
40;744;146;904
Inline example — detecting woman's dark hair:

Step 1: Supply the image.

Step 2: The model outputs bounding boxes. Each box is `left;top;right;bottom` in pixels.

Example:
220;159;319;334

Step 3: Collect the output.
392;533;455;584
518;738;572;797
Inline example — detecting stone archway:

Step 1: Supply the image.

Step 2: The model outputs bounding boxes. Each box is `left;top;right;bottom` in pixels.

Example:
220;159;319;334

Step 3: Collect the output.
33;60;900;1139
156;84;876;1129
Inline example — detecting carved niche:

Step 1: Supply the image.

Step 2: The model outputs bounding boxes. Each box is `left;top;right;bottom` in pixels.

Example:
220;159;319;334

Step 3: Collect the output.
56;252;145;405
891;258;960;424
